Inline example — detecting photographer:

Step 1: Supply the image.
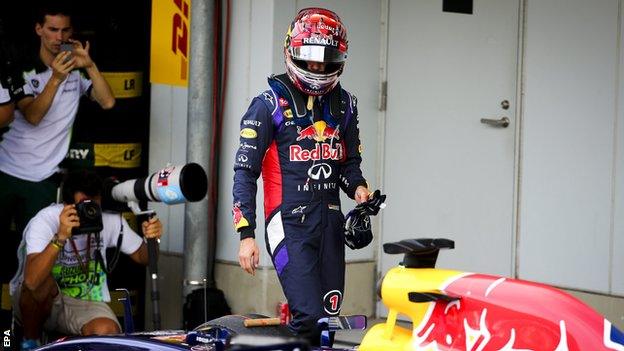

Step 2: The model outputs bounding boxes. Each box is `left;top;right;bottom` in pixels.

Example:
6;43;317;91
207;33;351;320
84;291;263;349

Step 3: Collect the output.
9;170;163;350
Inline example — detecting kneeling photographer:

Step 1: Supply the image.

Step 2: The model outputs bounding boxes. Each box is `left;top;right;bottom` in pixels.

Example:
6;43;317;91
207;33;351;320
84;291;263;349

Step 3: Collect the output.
9;170;163;350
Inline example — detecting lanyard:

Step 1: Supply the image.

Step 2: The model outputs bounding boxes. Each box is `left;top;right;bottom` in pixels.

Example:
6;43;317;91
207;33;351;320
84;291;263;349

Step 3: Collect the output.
69;233;91;274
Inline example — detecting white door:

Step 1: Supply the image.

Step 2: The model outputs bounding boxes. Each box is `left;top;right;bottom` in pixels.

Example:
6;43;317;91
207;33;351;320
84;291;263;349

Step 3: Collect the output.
379;0;520;314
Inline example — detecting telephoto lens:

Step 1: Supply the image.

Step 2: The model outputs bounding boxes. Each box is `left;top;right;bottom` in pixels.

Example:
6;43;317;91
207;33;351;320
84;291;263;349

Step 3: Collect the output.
108;163;208;205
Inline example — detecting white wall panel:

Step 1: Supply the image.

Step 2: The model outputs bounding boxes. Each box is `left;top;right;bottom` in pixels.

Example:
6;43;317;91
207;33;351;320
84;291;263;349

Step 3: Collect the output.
613;1;624;295
520;0;618;292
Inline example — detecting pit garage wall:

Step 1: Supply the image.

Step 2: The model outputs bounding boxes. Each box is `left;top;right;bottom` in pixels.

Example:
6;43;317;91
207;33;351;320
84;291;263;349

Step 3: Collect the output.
148;0;381;327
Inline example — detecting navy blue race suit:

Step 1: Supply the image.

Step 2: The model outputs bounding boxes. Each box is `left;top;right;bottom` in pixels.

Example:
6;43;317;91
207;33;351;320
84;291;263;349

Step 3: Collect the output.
232;74;367;340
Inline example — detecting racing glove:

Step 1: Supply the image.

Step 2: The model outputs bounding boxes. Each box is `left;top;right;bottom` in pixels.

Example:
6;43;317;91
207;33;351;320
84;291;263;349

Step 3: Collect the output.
344;190;387;250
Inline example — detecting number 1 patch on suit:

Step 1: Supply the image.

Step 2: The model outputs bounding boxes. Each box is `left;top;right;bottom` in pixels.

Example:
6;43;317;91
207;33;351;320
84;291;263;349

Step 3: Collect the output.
323;290;342;315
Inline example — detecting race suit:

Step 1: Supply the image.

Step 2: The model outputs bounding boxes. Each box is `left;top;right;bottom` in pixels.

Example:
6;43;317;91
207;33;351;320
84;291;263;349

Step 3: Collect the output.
232;74;367;339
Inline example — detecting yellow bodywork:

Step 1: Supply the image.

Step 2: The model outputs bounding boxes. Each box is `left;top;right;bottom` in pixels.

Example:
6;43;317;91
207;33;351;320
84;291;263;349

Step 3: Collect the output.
358;267;464;351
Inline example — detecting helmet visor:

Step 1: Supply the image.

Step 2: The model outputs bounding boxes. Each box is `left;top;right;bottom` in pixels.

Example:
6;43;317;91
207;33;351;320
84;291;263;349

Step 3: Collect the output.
290;45;347;63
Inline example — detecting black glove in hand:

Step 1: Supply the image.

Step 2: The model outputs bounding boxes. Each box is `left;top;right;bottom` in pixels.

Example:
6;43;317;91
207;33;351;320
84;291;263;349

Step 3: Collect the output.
344;190;387;250
357;190;386;216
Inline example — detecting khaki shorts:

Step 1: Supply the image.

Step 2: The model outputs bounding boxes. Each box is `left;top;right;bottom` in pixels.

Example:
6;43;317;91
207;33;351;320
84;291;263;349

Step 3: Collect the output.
13;283;121;335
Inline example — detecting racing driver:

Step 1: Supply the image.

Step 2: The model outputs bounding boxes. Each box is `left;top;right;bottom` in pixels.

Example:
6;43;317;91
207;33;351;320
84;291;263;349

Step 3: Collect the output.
232;7;370;343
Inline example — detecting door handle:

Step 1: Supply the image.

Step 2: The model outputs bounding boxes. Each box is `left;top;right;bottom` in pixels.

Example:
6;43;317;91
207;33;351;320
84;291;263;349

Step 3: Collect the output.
480;116;510;128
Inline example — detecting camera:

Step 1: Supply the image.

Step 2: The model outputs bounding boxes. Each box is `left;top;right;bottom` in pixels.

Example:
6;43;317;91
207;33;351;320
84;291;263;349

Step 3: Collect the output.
73;200;103;235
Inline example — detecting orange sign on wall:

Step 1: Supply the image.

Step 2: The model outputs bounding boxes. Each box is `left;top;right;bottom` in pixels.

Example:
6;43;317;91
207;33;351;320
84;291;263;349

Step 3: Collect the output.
151;0;191;86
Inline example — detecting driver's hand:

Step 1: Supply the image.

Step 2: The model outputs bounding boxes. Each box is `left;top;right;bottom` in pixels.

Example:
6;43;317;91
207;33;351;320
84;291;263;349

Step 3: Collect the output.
239;238;260;276
354;186;371;204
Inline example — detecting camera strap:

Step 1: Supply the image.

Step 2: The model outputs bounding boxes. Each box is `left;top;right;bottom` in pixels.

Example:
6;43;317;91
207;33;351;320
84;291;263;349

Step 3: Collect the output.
69;233;91;275
95;214;123;275
108;215;124;272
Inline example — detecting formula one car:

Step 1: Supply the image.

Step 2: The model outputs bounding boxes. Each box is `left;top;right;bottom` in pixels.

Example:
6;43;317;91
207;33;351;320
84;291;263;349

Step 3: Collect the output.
34;314;361;350
359;238;624;351
35;238;624;351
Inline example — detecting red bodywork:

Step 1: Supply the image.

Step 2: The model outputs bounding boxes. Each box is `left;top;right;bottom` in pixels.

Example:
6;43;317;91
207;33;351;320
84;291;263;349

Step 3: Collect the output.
413;273;624;350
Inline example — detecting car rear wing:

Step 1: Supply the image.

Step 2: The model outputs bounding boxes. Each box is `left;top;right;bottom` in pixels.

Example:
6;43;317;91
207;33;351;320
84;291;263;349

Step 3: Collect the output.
383;238;454;268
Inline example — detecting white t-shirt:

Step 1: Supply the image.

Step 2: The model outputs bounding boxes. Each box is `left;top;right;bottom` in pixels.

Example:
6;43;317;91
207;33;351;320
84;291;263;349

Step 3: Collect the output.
10;204;143;302
0;65;92;181
0;82;10;104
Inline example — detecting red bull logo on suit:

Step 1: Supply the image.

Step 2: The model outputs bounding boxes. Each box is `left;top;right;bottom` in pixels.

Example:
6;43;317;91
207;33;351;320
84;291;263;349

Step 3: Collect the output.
296;125;318;141
292;121;343;162
295;121;341;142
289;143;343;162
